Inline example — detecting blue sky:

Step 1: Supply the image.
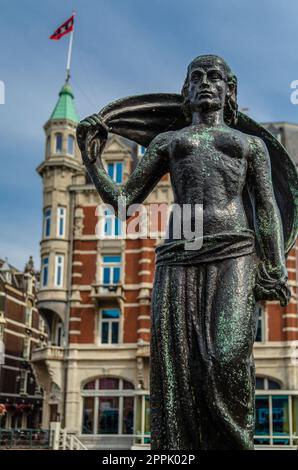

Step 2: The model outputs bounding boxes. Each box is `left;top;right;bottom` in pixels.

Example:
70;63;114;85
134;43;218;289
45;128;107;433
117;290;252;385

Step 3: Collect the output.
1;0;298;269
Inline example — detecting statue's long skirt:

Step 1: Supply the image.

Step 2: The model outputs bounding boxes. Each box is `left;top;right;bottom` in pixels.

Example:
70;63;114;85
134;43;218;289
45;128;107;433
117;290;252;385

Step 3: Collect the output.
150;251;257;450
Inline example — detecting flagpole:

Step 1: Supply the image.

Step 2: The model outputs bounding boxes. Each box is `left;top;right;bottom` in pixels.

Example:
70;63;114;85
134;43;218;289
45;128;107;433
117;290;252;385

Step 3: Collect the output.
66;12;75;82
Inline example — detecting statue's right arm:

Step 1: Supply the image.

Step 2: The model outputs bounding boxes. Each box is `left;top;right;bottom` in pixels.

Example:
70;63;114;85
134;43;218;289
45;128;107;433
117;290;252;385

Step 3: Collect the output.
77;115;172;219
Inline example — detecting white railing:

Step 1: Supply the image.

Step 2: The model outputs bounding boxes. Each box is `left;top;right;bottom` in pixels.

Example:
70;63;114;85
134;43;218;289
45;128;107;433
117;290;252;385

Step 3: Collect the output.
59;429;88;450
50;422;87;450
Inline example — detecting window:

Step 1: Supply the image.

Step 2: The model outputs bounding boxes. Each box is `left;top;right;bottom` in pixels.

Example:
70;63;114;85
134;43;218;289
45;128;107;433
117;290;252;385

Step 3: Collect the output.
255;304;265;342
67;135;75;155
99;309;120;344
101;255;122;288
137;145;146;158
255;393;298;446
54;321;63;346
135;394;151;445
55;255;64;288
41;256;49;287
46;136;51;156
57;207;66;237
44;208;51;238
107;162;123;183
55;133;63;153
82;377;134;435
103;208;122;238
256;377;281;390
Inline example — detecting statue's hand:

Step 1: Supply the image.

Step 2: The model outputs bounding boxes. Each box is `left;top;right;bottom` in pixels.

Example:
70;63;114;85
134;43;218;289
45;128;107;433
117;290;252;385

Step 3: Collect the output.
254;261;291;307
76;114;108;163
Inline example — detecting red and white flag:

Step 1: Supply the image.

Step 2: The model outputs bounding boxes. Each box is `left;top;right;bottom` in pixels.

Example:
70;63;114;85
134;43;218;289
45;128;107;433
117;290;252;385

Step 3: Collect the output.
50;14;75;40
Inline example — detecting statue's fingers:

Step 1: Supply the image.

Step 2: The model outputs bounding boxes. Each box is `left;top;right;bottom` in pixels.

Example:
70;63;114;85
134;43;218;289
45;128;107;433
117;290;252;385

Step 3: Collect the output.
254;284;268;300
86;117;98;126
92;115;103;125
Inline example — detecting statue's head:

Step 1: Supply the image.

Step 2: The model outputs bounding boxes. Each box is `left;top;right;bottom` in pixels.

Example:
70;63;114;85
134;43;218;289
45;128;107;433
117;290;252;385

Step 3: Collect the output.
181;55;238;126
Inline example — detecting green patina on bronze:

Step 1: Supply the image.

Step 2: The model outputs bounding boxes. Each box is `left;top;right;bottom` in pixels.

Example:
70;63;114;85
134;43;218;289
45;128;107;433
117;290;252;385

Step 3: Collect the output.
77;54;298;450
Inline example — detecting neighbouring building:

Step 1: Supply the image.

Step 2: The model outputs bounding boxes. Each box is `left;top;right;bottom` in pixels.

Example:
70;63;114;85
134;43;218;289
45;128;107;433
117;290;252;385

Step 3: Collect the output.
0;257;47;430
31;82;298;449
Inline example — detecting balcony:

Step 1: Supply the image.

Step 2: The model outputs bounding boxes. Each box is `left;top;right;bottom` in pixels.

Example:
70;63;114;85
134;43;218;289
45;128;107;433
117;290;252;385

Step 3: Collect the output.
91;283;125;305
31;345;64;363
31;346;64;391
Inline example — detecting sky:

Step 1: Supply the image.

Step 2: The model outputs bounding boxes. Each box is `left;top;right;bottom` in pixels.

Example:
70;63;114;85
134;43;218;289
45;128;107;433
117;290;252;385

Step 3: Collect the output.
1;0;298;269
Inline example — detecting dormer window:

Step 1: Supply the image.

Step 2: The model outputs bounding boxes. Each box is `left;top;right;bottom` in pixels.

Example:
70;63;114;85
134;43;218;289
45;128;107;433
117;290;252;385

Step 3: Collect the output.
55;133;63;153
67;135;75;155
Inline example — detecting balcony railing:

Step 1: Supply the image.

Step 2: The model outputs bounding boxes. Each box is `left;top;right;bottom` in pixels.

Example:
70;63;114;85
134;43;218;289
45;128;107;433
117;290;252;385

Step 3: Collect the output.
31;345;64;362
91;283;125;302
0;428;51;449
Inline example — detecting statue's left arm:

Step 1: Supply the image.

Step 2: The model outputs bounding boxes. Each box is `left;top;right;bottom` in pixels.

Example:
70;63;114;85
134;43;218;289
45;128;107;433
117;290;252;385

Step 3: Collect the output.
247;136;291;306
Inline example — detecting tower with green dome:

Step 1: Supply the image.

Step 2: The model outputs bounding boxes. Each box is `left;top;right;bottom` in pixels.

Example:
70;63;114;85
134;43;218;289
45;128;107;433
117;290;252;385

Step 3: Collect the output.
50;82;80;123
36;80;83;404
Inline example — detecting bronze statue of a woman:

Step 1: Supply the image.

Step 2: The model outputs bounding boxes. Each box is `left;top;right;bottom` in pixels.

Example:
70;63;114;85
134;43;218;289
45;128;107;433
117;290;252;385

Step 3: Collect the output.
77;55;298;450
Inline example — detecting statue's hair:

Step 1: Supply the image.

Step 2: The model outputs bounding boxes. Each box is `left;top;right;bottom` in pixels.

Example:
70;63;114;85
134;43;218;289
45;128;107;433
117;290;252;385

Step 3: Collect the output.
181;54;238;126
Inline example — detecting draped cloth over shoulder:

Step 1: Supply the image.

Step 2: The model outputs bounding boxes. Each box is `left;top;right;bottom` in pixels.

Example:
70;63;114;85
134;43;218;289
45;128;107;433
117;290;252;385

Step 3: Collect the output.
80;93;298;256
78;92;298;449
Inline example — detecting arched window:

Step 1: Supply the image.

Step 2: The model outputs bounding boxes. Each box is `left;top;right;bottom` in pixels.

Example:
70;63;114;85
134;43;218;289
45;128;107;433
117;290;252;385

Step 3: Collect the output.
82;377;134;435
55;133;63;153
256;377;281;390
67;135;75;155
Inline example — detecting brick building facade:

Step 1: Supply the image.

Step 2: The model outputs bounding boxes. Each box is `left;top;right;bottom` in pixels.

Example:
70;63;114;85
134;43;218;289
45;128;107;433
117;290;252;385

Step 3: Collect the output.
31;83;298;448
0;257;46;430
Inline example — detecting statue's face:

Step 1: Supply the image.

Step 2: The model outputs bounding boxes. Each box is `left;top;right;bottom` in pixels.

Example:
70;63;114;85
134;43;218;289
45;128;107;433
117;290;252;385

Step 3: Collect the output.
187;59;229;114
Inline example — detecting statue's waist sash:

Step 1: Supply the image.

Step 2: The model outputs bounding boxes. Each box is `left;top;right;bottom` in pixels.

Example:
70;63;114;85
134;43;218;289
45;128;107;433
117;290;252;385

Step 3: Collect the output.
155;229;255;266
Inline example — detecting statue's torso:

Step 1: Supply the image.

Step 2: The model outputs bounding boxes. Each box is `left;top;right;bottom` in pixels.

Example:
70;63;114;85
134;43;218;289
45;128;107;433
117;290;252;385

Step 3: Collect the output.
166;125;250;238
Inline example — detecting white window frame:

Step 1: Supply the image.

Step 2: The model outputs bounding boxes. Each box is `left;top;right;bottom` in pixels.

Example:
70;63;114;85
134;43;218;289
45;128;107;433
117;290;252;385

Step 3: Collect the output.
99;308;121;345
55;133;63;154
44;208;51;238
102;208;122;238
67;134;75;155
54;254;64;288
107;161;123;184
81;378;135;435
254;391;298;447
57;207;66;238
101;255;122;287
41;256;49;288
